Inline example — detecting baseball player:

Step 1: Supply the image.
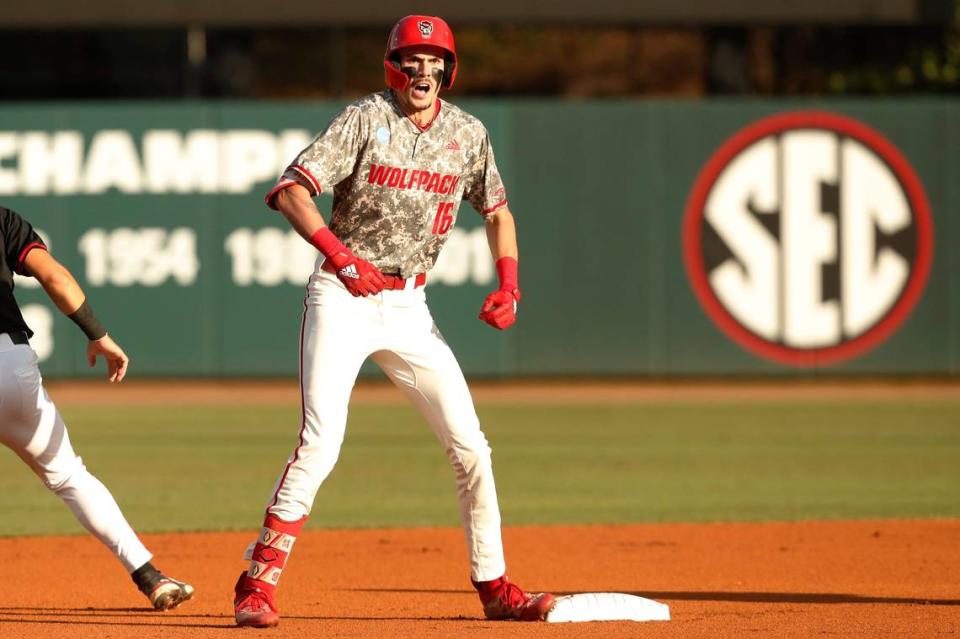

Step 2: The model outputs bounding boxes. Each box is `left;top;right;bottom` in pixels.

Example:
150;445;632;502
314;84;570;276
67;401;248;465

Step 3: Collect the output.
0;206;194;610
232;14;555;628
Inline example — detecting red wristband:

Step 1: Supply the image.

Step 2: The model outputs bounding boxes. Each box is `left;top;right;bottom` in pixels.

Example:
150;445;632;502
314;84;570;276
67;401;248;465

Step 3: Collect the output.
495;256;519;292
309;227;346;259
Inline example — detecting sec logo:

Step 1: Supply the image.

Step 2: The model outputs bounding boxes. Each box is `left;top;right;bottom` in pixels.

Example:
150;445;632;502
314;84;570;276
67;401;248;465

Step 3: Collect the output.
683;111;933;367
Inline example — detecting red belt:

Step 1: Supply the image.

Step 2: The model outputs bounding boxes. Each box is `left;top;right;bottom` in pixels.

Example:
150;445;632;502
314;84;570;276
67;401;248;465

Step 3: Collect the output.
321;260;426;290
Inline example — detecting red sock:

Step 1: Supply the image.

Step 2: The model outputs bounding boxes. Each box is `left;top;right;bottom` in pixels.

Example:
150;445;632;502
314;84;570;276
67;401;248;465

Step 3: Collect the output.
244;513;307;593
472;575;508;600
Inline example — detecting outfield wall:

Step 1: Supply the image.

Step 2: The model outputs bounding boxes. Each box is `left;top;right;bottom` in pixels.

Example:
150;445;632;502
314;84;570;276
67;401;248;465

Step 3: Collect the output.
2;99;957;377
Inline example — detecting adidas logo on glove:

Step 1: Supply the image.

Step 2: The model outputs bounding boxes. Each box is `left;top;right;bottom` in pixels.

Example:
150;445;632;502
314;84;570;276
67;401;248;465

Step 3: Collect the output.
338;264;360;279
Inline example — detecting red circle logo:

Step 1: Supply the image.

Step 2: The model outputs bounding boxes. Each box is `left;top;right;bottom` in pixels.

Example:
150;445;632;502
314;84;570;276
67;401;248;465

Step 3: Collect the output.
682;111;933;367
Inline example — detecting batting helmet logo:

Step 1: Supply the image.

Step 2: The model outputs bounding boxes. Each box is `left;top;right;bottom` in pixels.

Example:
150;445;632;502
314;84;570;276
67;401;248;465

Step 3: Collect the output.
683;111;933;367
418;20;434;38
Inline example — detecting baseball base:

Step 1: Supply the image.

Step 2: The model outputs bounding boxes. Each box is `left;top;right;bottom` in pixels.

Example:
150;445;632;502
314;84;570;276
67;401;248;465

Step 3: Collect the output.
545;592;670;623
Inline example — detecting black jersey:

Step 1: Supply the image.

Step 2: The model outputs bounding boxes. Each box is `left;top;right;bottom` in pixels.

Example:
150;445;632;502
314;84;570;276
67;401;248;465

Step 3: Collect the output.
1;207;47;337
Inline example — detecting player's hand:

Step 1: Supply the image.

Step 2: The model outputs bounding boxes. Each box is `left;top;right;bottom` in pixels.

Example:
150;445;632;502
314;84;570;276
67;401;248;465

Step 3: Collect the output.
310;227;386;297
86;334;129;383
479;288;521;330
328;251;386;297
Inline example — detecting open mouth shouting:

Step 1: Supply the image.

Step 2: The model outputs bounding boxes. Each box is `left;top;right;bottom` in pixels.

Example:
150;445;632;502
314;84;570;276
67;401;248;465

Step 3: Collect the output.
411;79;434;100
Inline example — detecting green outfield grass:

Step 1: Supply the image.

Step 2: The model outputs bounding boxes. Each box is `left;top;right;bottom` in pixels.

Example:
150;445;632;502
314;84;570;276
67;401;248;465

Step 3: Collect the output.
1;399;958;536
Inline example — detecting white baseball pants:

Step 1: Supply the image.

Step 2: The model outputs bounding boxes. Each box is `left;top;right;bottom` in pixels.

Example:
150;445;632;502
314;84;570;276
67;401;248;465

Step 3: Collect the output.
266;269;507;582
0;333;152;572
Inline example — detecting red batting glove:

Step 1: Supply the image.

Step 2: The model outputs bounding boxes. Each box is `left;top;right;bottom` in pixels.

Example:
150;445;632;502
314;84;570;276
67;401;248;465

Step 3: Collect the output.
479;289;521;330
478;256;521;330
328;252;387;297
311;228;386;297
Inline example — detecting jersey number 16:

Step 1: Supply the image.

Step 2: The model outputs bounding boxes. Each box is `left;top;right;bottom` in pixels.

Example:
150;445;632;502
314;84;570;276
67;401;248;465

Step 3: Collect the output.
432;202;455;235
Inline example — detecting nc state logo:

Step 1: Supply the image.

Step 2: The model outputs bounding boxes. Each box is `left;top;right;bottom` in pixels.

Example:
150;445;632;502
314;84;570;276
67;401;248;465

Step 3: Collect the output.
418;20;434;38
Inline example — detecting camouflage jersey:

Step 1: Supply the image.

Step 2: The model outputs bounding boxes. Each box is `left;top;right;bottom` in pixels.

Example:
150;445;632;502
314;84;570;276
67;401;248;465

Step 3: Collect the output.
266;90;507;278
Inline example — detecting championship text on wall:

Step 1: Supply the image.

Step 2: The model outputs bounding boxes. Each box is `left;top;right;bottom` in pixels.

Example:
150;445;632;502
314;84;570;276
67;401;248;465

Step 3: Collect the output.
2;101;955;376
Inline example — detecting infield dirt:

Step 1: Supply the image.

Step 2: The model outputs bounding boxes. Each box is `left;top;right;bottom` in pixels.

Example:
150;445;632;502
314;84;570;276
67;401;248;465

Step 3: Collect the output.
1;519;957;638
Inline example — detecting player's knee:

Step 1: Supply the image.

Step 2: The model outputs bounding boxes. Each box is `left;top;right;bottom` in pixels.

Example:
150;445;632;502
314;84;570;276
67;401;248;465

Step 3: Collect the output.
44;455;87;493
446;435;493;475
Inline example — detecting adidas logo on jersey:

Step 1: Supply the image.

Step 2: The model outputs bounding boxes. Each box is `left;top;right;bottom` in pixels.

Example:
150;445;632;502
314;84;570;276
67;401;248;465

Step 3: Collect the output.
338;264;360;279
445;140;461;151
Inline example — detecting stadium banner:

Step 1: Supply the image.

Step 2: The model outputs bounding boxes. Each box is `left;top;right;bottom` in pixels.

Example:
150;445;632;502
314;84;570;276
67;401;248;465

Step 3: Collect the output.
2;99;956;376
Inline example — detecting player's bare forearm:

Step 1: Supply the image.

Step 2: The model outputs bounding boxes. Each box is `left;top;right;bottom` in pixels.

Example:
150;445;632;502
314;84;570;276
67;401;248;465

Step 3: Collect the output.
24;247;126;379
22;248;87;315
484;207;518;261
274;184;330;242
479;206;520;329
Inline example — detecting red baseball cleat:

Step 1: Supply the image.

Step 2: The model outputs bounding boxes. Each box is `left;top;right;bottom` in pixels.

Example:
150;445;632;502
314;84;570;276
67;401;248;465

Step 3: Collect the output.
234;572;280;628
474;575;556;621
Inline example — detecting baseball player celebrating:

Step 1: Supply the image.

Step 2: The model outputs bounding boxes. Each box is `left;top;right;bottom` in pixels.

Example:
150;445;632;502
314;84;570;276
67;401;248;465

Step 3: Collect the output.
233;14;554;628
0;206;194;610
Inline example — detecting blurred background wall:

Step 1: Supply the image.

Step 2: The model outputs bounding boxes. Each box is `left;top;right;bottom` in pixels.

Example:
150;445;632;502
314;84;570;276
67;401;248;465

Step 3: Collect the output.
3;1;957;99
2;1;958;377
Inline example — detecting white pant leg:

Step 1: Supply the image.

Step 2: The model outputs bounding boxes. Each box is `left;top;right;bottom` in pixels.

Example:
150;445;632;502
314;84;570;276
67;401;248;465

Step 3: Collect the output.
0;340;152;573
371;289;506;582
266;273;378;521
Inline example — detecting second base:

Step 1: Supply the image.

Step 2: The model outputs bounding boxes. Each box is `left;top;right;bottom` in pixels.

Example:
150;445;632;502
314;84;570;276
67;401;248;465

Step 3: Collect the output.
545;592;670;623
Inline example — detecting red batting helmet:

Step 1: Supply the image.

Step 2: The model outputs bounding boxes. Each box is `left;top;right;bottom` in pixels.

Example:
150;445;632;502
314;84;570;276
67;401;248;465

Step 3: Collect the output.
383;15;458;91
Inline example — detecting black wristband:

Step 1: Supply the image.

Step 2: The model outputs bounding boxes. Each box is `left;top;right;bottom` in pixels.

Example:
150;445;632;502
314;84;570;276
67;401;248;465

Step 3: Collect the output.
68;300;107;340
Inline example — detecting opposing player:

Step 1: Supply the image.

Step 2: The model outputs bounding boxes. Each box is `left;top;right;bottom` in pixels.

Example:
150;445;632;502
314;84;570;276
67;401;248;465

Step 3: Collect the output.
232;14;554;628
0;206;194;611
